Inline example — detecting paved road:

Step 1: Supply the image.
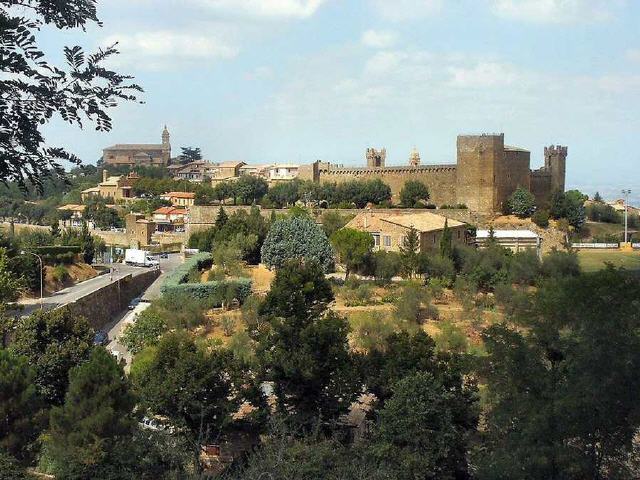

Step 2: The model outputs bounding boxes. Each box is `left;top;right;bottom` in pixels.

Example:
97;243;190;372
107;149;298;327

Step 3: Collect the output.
103;253;183;369
16;263;148;317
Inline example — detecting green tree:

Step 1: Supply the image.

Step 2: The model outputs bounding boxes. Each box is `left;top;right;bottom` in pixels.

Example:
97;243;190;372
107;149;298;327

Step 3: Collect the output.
0;349;45;461
370;371;477;480
593;191;603;203
256;260;357;428
44;348;137;480
215;205;228;229
0;248;24;305
120;309;166;355
399;180;430;207
179;146;202;164
10;308;93;405
83;197;122;230
261;216;335;272
264;181;300;208
235;176;268;205
320;211;353;238
330;228;374;279
0;0;141;190
439;218;453;259
480;268;640;480
399;227;420;278
506;186;536;218
79;221;95;264
213;181;235;204
132;332;240;463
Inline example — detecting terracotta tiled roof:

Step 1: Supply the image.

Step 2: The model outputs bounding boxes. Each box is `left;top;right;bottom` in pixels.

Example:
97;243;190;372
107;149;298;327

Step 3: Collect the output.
104;144;163;151
382;212;464;232
162;191;195;199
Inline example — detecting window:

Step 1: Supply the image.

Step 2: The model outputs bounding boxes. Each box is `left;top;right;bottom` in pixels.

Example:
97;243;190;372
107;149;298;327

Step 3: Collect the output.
433;234;436;244
383;235;391;247
373;234;380;247
457;230;461;239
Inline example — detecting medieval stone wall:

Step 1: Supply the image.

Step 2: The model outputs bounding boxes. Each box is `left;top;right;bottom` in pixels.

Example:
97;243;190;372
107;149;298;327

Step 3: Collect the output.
64;269;160;330
317;164;458;206
456;135;502;213
530;169;553;207
495;149;531;211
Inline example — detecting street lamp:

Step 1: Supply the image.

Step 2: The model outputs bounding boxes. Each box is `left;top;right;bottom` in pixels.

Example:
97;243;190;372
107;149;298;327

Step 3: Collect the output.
622;189;632;244
20;250;43;309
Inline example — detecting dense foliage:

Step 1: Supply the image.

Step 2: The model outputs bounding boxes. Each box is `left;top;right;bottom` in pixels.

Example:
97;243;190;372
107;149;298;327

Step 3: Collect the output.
261;216;335;271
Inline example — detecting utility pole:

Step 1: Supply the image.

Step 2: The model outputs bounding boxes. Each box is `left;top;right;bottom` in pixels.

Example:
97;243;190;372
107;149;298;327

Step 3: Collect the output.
622;189;631;244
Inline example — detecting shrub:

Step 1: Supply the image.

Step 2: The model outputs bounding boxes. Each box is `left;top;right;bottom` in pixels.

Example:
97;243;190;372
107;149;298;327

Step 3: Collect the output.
532;209;550;228
434;320;469;354
505;187;536;218
220;315;236;337
541;249;581;278
162;279;252;308
427;277;448;300
51;265;68;282
509;250;541;285
161;252;213;290
394;283;430;325
372;251;402;285
349;311;396;353
228;331;256;366
343;283;375;307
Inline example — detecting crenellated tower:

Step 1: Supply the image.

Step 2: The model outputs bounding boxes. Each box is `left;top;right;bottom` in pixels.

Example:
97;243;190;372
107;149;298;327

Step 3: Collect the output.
544;145;567;193
366;147;386;168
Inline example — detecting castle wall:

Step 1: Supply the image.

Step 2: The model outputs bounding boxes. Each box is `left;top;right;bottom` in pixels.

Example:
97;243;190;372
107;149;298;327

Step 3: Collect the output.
456;135;503;213
495;149;531;212
317;165;458;206
530;170;553;207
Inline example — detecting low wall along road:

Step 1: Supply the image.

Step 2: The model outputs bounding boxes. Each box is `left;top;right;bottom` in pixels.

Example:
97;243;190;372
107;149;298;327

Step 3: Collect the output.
64;269;160;330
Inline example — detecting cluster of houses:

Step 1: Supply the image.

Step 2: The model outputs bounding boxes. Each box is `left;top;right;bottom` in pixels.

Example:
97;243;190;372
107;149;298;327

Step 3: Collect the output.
167;160;299;184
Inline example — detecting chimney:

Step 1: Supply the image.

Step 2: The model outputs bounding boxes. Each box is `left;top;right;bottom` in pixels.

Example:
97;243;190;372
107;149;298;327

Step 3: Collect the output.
102;169;108;183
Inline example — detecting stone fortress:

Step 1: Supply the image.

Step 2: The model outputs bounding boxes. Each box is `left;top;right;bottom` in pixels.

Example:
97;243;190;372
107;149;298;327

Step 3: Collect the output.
298;134;567;214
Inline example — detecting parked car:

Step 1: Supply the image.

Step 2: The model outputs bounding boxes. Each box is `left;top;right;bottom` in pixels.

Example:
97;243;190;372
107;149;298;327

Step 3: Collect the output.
93;331;109;346
140;416;175;434
128;297;141;310
160;252;168;259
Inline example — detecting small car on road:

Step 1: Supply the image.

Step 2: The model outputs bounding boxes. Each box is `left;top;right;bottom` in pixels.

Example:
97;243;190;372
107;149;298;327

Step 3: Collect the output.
93;331;109;346
128;297;141;310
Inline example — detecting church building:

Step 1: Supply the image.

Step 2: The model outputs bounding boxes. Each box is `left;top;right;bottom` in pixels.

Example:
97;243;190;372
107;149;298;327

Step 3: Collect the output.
102;126;171;167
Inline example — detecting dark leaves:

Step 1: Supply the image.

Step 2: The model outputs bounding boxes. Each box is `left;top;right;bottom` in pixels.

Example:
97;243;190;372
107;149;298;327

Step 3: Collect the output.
1;2;143;191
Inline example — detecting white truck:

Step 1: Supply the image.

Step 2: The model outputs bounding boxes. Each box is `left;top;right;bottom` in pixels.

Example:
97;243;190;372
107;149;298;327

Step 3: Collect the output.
124;249;159;267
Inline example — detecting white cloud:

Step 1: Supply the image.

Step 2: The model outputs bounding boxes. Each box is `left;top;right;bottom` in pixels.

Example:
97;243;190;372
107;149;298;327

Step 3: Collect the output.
361;30;397;49
102;31;239;70
448;61;521;88
490;0;624;24
191;0;326;19
370;0;442;22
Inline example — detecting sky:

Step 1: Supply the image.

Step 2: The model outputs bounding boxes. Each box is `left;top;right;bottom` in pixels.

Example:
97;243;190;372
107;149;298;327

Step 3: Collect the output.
37;0;640;202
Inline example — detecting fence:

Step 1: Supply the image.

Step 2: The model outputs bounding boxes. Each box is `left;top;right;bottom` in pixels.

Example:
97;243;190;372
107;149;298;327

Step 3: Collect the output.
571;243;620;249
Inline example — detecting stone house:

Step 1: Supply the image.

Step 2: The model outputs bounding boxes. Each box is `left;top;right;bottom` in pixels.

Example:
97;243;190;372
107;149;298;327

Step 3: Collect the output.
344;210;468;252
160;191;195;207
168;160;218;182
267;164;299;182
210;161;247;184
81;171;134;202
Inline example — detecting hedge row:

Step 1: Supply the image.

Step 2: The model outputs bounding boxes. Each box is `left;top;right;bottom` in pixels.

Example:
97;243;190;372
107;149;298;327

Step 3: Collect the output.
162;279;252;307
33;245;81;255
160;252;252;307
161;253;213;289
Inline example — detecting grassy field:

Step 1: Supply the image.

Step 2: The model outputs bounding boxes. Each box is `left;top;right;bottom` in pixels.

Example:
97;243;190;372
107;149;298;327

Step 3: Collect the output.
577;249;640;272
